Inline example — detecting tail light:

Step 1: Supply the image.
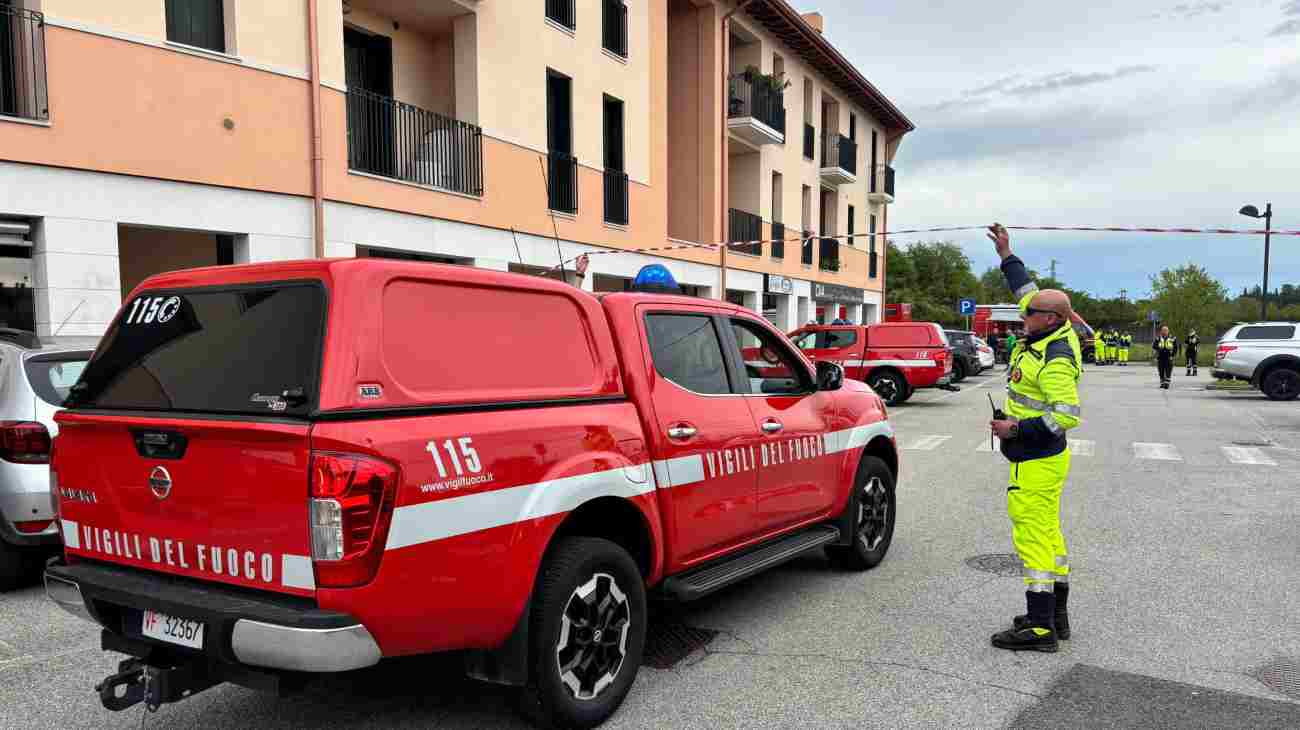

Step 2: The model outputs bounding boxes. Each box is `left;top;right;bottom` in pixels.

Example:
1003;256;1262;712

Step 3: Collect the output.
0;421;51;464
1216;345;1237;360
15;520;54;534
49;436;60;518
310;451;399;588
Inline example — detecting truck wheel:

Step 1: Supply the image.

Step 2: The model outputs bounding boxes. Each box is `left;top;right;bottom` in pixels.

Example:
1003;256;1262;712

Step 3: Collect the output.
867;371;906;406
0;540;28;592
522;537;646;730
1261;367;1300;401
826;456;896;571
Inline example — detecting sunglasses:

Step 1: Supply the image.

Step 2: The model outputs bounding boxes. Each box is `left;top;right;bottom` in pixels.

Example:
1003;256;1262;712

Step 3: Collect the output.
1025;307;1058;317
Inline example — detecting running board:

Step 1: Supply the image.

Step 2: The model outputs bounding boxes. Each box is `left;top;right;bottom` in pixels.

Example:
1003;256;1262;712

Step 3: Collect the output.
660;525;840;601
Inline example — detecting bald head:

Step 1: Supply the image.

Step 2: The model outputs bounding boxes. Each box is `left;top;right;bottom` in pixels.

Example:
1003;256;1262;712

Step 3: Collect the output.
1022;289;1074;335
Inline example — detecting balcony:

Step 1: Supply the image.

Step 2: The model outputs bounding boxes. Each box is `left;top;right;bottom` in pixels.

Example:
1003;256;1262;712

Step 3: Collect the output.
548;152;578;214
800;230;814;266
0;6;47;122
818;238;841;273
770;221;785;260
728;208;762;256
802;123;815;159
819;133;857;185
604;169;628;226
727;72;785;146
347;89;483;196
869;164;896;205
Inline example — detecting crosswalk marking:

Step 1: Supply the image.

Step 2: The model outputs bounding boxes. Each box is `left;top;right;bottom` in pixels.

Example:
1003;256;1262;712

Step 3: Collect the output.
1133;442;1182;461
1221;446;1277;466
901;435;951;451
1069;439;1095;457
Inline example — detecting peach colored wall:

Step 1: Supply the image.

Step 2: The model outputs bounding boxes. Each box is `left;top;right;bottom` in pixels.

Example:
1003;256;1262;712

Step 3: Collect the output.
118;226;219;297
0;27;313;196
43;0;309;76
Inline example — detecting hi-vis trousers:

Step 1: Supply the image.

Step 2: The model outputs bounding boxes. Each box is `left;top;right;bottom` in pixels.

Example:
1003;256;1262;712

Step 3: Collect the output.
1008;449;1071;591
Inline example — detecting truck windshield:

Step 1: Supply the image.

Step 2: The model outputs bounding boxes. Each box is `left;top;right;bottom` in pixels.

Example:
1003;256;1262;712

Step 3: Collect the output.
65;283;325;416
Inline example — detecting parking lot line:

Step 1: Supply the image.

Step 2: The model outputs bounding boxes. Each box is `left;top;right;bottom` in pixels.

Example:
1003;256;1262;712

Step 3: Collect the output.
1133;442;1182;461
901;434;951;451
1220;446;1277;466
1069;439;1095;457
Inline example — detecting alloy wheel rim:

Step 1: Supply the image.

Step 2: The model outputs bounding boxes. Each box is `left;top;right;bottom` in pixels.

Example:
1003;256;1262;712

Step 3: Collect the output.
857;476;889;551
556;572;631;701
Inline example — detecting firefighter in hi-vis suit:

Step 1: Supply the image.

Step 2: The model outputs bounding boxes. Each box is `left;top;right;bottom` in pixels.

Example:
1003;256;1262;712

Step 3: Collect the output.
986;223;1081;653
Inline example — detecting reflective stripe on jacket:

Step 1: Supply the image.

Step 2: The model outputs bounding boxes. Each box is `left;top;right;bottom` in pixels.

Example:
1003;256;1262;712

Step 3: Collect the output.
1003;316;1082;463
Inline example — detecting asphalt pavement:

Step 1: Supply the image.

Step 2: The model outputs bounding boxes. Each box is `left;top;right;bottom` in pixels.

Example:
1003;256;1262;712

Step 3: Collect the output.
2;363;1297;729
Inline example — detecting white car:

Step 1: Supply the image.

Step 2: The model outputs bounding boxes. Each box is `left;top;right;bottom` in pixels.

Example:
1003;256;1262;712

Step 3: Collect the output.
973;336;995;370
0;331;97;590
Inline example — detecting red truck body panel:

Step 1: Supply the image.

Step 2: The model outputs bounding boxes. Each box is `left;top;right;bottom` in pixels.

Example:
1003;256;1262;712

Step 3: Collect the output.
53;259;896;662
789;322;953;390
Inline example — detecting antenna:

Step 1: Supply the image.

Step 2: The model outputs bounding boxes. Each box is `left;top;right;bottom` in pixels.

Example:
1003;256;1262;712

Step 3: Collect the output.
537;156;567;282
1049;258;1060;280
53;298;86;337
509;227;524;268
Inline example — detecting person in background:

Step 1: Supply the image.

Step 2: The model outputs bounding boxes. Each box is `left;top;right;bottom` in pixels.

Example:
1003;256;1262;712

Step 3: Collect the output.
1185;329;1200;376
1119;331;1131;366
1153;326;1179;389
1004;330;1019;371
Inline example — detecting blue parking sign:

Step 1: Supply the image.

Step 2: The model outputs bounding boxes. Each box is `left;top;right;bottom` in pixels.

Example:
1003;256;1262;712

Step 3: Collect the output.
958;298;976;316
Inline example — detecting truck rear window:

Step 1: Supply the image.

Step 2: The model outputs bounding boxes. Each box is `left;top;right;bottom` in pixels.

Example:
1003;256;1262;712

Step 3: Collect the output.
66;284;325;416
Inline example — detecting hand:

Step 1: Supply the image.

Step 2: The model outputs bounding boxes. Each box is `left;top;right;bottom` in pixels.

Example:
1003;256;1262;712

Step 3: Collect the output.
990;419;1018;440
575;254;590;277
987;223;1012;260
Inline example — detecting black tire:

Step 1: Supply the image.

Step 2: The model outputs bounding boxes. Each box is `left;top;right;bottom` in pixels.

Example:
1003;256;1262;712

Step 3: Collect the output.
520;537;646;730
1261;367;1300;401
896;384;914;403
867;371;907;407
827;456;896;571
0;540;29;592
952;359;967;383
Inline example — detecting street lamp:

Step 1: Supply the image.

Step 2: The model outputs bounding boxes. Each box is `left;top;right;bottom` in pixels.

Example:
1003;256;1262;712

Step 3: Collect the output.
1239;203;1274;321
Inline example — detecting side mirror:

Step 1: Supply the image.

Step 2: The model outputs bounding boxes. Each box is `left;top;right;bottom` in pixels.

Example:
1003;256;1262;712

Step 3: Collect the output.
816;361;844;391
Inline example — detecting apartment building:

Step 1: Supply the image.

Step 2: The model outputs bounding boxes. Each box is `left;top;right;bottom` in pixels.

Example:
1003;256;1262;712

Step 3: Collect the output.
0;0;910;337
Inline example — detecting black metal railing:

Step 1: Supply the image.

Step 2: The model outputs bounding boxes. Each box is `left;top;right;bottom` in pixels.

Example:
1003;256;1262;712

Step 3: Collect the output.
602;0;627;57
728;209;762;256
882;164;896;197
0;6;48;122
548;152;578;214
346;88;483;196
801;230;814;266
727;73;785;136
547;0;576;30
802;123;815;159
604;169;628;225
771;222;785;260
821;133;856;175
819;238;841;272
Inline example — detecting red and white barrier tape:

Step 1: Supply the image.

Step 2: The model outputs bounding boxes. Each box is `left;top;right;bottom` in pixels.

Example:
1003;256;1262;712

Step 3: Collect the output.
547;224;1299;272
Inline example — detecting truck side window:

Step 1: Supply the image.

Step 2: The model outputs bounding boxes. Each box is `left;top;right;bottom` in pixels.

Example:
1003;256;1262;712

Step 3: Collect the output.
645;314;731;395
793;332;819;350
823;330;858;349
729;319;811;396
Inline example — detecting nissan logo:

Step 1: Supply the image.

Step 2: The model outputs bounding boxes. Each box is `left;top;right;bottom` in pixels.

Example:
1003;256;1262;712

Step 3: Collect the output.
149;466;173;500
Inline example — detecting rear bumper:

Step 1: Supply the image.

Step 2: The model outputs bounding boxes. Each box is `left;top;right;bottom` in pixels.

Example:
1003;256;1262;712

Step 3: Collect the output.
936;374;952;386
0;465;58;547
45;559;380;673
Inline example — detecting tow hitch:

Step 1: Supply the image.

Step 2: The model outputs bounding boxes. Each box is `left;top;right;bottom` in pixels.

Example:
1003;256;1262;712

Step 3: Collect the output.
95;658;218;712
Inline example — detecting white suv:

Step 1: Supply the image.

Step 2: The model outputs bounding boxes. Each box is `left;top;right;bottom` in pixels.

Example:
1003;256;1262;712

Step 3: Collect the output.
1213;322;1300;401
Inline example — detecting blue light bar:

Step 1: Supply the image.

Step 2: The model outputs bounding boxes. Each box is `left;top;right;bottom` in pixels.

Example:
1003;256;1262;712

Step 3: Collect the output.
631;264;680;294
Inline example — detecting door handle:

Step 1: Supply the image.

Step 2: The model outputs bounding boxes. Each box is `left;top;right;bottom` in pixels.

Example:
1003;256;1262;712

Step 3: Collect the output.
761;420;783;434
667;424;697;440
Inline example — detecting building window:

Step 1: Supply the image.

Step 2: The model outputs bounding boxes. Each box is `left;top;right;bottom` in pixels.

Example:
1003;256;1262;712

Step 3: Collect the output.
602;0;628;57
771;171;784;260
869;214;878;278
870;129;879;192
847;205;855;245
603;95;628;225
546;70;577;214
166;0;226;53
849;113;856;142
546;0;576;31
800;185;813;266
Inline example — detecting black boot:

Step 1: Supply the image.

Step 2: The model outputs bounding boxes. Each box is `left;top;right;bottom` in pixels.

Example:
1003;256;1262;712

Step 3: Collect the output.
992;591;1059;652
1014;583;1069;639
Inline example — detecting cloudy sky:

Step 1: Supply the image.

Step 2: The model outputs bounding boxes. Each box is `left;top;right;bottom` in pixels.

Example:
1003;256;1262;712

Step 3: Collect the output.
795;0;1300;299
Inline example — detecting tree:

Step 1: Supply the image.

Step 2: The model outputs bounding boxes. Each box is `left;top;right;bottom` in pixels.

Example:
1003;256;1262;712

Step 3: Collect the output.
1149;265;1229;337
